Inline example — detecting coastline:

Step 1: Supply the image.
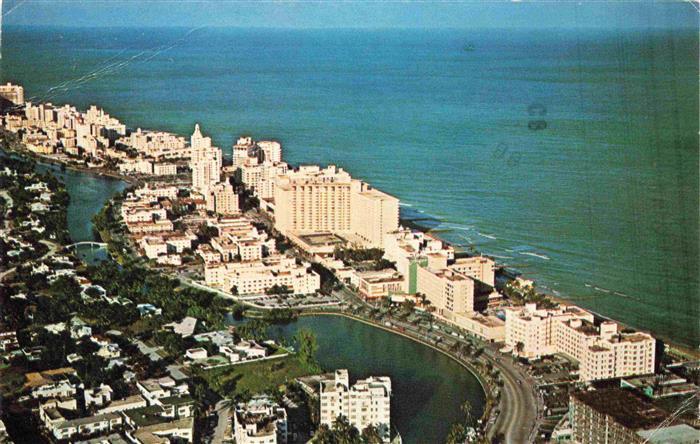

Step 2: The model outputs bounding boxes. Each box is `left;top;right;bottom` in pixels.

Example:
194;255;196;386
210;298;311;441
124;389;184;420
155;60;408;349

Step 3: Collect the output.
5;135;698;359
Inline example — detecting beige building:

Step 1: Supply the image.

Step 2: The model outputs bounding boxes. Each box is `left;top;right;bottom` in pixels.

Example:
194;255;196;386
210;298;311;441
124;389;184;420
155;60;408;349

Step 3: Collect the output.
417;266;489;317
320;370;391;442
233;396;288;444
274;165;353;235
206;182;239;215
450;256;496;287
355;269;404;300
191;142;222;195
204;255;320;295
349;181;400;248
505;303;655;381
238;159;289;200
383;228;455;294
128;128;189;160
273;165;399;248
0;83;24;105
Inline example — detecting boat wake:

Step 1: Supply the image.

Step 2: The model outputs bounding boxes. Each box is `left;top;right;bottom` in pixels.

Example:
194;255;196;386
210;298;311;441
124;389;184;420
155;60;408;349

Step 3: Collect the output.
520;251;551;260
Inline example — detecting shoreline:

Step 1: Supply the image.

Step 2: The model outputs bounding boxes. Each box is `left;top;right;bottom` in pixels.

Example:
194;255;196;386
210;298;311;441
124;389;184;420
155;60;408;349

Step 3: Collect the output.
5;137;698;357
297;311;499;433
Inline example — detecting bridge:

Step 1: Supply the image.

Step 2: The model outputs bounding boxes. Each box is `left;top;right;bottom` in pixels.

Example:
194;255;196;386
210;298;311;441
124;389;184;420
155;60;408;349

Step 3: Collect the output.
66;241;108;249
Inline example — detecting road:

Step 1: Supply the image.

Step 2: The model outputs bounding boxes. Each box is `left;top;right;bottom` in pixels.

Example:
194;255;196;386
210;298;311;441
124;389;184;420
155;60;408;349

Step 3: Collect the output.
0;239;60;282
330;290;540;443
210;400;230;444
484;345;539;443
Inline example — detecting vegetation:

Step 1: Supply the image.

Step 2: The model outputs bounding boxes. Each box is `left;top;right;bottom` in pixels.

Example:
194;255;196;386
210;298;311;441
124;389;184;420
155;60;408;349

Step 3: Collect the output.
313;416;384;444
502;280;557;309
198;354;315;399
295;327;320;372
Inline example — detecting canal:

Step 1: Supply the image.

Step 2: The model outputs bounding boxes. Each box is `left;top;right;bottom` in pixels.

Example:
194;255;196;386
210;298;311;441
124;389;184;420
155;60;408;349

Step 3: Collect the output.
49;163;486;443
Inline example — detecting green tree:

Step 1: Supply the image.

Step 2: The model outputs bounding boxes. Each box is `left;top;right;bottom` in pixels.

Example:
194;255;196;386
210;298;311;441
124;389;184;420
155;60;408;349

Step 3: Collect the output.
360;424;383;444
295;328;320;371
445;423;467;444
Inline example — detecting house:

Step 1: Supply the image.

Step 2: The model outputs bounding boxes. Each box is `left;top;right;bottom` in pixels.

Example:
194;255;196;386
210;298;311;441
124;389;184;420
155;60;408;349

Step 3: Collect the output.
70;316;92;339
136;377;189;405
25;368;80;400
163;317;197;338
98;395;148;415
136;303;162;317
0;331;19;352
184;348;208;361
85;384;113;409
234;396;288;444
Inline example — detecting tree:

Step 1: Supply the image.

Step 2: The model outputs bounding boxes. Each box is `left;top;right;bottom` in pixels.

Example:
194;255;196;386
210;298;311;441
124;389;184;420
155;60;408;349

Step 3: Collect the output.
460;400;473;427
445;423;467;444
295;328;320;371
333;416;360;442
515;341;525;355
361;425;383;444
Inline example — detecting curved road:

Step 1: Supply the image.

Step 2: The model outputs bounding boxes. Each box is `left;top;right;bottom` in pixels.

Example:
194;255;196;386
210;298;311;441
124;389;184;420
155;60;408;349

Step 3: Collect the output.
484;345;539;443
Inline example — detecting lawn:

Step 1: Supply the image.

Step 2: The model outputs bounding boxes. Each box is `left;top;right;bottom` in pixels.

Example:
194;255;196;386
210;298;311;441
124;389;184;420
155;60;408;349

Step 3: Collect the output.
200;354;316;397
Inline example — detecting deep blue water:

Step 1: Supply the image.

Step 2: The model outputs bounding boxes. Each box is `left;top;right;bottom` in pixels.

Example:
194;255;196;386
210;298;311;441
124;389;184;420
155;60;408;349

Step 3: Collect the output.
3;26;698;346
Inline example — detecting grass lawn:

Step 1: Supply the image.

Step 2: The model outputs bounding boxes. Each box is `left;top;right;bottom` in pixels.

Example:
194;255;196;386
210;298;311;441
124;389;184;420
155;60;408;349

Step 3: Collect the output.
200;354;316;397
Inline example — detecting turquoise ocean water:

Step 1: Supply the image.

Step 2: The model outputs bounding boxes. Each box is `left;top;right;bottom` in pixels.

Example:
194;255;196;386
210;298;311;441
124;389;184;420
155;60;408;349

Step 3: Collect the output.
3;26;698;347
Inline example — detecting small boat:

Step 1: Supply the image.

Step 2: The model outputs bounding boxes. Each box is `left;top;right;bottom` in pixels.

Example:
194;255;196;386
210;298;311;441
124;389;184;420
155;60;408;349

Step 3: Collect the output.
463;43;475;52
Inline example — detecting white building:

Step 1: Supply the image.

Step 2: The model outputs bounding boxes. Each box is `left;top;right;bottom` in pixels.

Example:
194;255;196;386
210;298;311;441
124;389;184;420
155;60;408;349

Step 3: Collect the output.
505;303;656;381
233;396;288;444
320;370;391;442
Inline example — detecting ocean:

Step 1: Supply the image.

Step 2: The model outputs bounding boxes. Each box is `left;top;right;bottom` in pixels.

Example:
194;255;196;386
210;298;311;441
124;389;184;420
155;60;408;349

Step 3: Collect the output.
3;26;698;347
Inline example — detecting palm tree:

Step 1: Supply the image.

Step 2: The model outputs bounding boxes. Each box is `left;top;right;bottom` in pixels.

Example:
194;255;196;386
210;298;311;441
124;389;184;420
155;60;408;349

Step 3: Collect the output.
515;341;525;355
460;400;473;427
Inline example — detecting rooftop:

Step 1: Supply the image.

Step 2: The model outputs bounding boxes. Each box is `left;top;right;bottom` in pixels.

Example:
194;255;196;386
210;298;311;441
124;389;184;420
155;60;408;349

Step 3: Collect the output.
572;388;668;430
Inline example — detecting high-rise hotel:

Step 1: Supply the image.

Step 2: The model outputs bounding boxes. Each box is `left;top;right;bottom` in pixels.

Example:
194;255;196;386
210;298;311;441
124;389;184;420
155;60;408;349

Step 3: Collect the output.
273;165;399;248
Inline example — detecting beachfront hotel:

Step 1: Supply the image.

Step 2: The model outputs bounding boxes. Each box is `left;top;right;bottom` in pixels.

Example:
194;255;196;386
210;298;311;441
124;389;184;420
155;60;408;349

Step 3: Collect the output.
272;165;399;248
319;370;392;442
505;303;655;381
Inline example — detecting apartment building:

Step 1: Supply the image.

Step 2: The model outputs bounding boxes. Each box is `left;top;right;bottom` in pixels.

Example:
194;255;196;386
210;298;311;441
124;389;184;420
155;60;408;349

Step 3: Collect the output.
206;182;239;215
555;318;655;381
134;184;179;202
190;130;222;195
238;159;289;200
349;181;399;248
383;228;454;293
274;165;353;235
319;370;391;442
505;303;593;359
233;396;288;444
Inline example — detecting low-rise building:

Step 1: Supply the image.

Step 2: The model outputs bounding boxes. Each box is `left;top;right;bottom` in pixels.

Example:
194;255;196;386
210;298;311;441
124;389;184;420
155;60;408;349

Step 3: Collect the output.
355;269;404;300
204;255;320;295
233;396;288;444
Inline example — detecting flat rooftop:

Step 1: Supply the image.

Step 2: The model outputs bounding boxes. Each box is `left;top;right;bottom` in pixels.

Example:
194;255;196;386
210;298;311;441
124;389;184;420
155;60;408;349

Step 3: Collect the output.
572;388;668;430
